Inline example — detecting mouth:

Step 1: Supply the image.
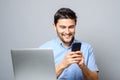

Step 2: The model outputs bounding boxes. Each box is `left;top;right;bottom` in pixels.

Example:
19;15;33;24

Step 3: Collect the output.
64;35;71;39
63;34;72;39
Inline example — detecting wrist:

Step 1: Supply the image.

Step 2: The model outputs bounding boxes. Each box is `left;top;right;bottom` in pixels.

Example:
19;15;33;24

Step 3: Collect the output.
60;61;68;69
79;63;86;68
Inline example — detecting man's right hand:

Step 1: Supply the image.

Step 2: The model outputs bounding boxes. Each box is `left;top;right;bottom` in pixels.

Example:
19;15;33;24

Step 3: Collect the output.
61;51;82;68
56;51;82;78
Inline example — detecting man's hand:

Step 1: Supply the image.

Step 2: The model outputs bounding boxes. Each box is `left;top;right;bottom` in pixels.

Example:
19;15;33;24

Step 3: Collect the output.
61;51;84;68
76;51;85;67
56;51;84;78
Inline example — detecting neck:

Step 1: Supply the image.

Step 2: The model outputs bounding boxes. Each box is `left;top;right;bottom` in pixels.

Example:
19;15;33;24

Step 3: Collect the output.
62;42;71;48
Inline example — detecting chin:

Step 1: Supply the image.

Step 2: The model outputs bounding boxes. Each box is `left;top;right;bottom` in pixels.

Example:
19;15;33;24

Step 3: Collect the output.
63;39;72;43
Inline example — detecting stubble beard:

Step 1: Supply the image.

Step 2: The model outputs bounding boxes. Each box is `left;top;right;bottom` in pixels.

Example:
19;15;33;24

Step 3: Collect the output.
57;31;75;46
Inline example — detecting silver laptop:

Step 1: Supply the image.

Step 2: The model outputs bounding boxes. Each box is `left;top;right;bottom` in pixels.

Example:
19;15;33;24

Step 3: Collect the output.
11;48;56;80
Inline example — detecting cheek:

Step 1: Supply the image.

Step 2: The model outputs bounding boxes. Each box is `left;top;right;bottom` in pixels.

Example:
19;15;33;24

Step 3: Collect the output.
57;28;64;33
70;28;75;33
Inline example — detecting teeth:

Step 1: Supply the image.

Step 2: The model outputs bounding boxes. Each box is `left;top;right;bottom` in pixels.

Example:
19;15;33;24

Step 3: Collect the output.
64;35;70;38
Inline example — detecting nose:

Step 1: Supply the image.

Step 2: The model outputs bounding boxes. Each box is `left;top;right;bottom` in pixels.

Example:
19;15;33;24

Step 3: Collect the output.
65;28;70;34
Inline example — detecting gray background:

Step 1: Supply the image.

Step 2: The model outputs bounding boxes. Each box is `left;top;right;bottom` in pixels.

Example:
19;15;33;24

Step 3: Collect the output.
0;0;120;80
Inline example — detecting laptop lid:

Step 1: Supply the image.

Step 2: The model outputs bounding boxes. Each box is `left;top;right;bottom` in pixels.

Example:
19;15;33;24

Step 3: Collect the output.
11;48;56;80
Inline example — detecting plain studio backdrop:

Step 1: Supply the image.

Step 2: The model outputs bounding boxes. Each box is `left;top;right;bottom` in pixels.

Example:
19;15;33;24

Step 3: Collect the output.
0;0;120;80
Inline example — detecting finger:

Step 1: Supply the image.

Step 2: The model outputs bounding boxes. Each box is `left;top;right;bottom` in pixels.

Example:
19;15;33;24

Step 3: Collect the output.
74;51;82;55
71;59;80;63
68;52;75;55
71;54;82;58
74;57;82;61
75;51;82;53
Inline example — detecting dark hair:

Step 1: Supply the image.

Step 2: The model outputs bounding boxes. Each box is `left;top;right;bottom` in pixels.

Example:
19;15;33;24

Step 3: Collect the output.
54;8;77;25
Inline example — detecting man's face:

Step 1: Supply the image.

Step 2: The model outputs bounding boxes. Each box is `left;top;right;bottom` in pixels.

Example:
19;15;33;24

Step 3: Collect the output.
54;19;76;45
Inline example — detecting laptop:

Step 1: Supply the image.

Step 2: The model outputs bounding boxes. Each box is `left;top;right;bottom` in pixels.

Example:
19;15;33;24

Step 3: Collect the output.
11;48;56;80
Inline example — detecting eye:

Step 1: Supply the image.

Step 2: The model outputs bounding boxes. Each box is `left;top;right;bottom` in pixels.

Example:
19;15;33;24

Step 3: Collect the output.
59;25;66;29
69;25;75;29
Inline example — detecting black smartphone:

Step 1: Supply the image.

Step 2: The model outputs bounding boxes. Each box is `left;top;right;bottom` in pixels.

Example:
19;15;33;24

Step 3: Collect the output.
72;42;81;51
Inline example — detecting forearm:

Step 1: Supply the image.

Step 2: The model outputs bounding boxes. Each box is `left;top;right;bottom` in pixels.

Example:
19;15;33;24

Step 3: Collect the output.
79;64;98;80
55;63;66;78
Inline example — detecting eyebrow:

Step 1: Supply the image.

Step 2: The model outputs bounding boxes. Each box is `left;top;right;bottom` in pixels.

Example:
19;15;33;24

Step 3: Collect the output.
59;24;75;27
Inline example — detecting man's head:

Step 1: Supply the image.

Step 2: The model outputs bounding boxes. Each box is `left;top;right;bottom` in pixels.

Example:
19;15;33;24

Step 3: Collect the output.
54;8;77;25
54;8;77;47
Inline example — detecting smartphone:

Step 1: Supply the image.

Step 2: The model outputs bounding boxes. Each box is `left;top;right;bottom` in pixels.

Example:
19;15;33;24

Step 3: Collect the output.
72;42;81;51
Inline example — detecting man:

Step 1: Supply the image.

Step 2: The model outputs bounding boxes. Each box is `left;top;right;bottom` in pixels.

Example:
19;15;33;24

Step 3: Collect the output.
40;7;99;80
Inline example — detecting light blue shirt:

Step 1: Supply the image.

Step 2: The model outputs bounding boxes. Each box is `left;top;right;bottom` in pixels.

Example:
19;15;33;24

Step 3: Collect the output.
40;37;99;80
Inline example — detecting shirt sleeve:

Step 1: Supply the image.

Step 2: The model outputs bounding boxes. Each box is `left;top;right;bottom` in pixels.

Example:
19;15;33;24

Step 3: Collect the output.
87;46;99;72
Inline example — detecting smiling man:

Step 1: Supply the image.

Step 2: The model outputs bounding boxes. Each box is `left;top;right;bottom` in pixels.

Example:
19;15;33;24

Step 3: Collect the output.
54;18;75;47
40;8;99;80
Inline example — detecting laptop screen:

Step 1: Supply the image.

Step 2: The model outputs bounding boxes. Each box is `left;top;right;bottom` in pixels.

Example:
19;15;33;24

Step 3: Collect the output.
11;48;56;80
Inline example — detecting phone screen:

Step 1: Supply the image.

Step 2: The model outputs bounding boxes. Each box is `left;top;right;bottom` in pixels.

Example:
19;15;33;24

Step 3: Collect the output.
72;42;81;51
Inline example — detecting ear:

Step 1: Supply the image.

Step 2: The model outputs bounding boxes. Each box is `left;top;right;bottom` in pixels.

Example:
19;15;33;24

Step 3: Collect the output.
53;24;57;31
